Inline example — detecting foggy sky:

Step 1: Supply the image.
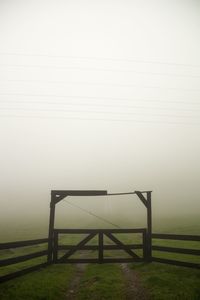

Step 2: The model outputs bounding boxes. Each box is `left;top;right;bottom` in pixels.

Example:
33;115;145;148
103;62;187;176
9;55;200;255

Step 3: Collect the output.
0;0;200;231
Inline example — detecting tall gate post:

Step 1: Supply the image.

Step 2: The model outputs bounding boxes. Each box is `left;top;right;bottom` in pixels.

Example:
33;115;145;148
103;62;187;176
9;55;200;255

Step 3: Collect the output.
147;191;152;261
48;192;56;264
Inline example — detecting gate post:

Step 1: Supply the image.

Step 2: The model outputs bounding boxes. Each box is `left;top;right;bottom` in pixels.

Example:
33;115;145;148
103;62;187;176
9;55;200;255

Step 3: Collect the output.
48;192;56;264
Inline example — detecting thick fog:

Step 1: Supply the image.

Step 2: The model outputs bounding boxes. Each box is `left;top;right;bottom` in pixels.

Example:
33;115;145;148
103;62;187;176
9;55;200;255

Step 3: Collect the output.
0;0;200;235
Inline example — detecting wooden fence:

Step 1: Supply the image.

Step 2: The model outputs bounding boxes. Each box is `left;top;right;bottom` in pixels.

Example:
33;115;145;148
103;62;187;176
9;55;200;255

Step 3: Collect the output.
0;238;49;283
152;233;200;269
0;232;200;283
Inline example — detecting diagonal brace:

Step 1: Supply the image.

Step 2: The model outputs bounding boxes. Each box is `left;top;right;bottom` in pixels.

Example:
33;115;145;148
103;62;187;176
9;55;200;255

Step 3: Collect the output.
58;233;96;262
105;233;140;259
135;191;148;207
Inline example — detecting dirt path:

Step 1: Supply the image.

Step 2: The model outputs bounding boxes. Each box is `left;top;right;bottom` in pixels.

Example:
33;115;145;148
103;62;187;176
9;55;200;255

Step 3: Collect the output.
120;263;149;300
65;263;87;300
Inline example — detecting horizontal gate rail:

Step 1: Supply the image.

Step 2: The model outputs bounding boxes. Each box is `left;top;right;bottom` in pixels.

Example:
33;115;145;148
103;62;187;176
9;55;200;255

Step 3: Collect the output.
58;244;143;250
54;228;146;234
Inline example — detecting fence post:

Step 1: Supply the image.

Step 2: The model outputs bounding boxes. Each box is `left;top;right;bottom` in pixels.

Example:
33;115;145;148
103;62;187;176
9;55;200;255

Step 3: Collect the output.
99;232;104;263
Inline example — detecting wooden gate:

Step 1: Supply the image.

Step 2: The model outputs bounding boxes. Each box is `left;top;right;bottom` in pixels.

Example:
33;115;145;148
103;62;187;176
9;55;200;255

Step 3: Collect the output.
52;228;148;263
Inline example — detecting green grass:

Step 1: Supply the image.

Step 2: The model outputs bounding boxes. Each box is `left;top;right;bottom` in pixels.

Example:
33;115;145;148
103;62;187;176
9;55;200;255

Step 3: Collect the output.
131;262;200;300
77;264;126;300
0;264;75;300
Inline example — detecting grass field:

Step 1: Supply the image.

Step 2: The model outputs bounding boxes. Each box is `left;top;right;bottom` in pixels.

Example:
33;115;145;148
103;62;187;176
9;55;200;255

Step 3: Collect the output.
0;215;200;299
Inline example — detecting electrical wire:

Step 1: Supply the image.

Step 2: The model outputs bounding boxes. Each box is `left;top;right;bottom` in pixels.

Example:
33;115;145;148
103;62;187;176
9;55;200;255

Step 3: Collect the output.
2;79;200;92
1;64;200;78
0;93;200;106
62;198;121;229
0;106;199;119
0;52;200;68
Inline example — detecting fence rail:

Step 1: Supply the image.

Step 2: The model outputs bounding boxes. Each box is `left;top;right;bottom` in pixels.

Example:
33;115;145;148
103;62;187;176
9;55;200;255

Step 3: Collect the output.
152;233;200;269
0;238;49;283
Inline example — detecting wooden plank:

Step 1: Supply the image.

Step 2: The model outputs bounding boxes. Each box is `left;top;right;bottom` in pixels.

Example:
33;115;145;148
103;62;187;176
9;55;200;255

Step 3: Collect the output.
0;263;48;284
98;232;103;263
0;250;48;267
57;258;143;264
58;244;143;250
102;258;142;263
57;259;99;264
152;246;200;255
52;190;107;199
105;233;140;259
58;233;97;262
152;233;200;241
152;257;200;269
0;238;48;250
54;228;146;234
134;191;148;207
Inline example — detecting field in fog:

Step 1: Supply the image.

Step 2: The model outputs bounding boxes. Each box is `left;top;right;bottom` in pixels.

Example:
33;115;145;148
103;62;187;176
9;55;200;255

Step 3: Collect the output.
0;215;200;300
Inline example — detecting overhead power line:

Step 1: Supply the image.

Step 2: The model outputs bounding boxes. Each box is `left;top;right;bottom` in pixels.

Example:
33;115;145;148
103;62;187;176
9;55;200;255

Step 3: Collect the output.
1;64;200;79
63;199;121;229
1;99;200;113
0;93;200;106
0;52;200;68
2;79;200;92
0;106;199;119
0;113;200;126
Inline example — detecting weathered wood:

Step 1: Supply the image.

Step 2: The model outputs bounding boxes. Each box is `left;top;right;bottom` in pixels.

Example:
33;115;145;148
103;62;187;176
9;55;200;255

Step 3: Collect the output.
58;233;97;262
0;250;48;267
152;257;200;269
54;228;146;234
52;190;107;203
0;238;48;250
105;233;140;259
58;244;143;250
152;233;200;241
152;246;200;255
135;191;148;207
0;263;48;283
57;258;142;264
